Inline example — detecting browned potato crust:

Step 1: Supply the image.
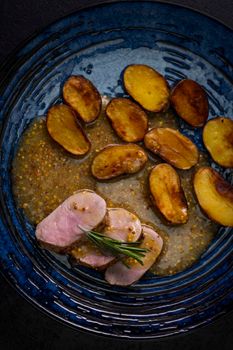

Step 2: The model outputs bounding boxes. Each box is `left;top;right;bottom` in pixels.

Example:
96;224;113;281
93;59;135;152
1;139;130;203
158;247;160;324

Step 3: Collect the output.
144;127;199;169
91;144;148;180
193;167;233;226
149;163;188;224
46;104;90;156
123;64;170;112
63;75;102;123
106;98;148;142
203;117;233;168
170;79;208;127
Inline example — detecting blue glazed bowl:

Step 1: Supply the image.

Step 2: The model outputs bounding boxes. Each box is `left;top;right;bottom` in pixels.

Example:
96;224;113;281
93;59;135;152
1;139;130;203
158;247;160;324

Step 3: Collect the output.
0;1;232;339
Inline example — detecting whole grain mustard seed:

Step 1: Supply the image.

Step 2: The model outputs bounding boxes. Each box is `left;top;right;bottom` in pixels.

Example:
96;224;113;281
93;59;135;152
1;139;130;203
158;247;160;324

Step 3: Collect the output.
12;111;218;276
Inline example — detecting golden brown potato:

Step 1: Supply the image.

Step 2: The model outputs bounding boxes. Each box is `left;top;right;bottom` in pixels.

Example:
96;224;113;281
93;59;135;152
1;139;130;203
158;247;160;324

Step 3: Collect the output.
149;164;188;224
144;127;199;169
106;98;148;142
91;144;148;180
203;117;233;168
123;64;170;112
46;104;90;155
63;75;101;123
170;79;208;127
194;167;233;226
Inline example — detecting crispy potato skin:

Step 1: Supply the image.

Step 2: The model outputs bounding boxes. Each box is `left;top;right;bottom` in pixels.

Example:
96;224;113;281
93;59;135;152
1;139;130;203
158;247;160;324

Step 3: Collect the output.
46;104;90;155
171;79;208;127
106;98;148;142
63;75;102;123
123;64;170;112
144;127;199;169
194;167;233;226
203;117;233;168
91;144;148;180
149;163;188;224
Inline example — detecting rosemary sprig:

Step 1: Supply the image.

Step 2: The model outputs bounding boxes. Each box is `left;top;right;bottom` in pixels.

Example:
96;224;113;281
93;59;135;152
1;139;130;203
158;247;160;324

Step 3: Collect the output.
79;227;149;265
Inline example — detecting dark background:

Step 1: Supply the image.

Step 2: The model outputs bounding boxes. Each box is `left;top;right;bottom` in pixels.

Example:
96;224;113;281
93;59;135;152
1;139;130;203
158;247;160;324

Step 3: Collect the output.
0;0;233;349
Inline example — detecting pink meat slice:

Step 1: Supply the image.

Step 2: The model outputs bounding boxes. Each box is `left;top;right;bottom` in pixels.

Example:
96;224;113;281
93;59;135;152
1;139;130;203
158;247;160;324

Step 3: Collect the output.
70;241;114;270
71;208;142;269
36;189;107;251
105;224;163;286
104;208;141;242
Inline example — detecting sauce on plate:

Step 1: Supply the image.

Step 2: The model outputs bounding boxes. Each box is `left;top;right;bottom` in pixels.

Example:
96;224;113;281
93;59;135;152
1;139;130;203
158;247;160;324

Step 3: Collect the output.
12;97;218;275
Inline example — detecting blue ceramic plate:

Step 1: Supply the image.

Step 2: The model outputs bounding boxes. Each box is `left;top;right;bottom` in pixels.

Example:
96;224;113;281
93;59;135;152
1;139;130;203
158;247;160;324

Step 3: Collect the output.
0;1;233;339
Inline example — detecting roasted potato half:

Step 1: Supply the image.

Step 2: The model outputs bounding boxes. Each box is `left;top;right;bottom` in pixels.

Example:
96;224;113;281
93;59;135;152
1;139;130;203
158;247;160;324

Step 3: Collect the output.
194;167;233;226
123;64;170;112
144;127;199;169
91;144;148;180
63;75;102;123
106;98;148;142
47;104;90;156
170;79;208;127
149;163;188;224
203;117;233;168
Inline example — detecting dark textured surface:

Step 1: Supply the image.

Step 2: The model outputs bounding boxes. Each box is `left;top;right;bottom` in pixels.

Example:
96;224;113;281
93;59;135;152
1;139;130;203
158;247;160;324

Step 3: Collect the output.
0;0;233;348
0;0;233;62
1;273;233;349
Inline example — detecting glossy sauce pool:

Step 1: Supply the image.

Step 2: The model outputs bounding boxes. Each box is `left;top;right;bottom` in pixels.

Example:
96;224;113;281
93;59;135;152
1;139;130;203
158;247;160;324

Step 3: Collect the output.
11;97;218;276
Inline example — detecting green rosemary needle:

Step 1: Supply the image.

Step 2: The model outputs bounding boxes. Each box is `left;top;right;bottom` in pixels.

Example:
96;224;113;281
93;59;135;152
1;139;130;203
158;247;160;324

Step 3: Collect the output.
79;227;149;265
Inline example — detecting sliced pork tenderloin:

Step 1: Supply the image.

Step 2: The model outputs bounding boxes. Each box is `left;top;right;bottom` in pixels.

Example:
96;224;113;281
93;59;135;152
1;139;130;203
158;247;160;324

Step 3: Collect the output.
105;224;163;286
103;208;141;241
36;189;107;252
70;240;114;270
70;208;142;269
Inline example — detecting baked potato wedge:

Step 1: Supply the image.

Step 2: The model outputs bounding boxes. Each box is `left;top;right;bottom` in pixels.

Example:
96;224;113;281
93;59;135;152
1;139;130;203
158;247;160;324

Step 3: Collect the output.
63;75;101;123
149;163;188;224
123;64;170;112
46;104;90;156
91;144;148;180
144;127;199;169
170;79;208;127
194;167;233;226
203;117;233;168
106;98;148;142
